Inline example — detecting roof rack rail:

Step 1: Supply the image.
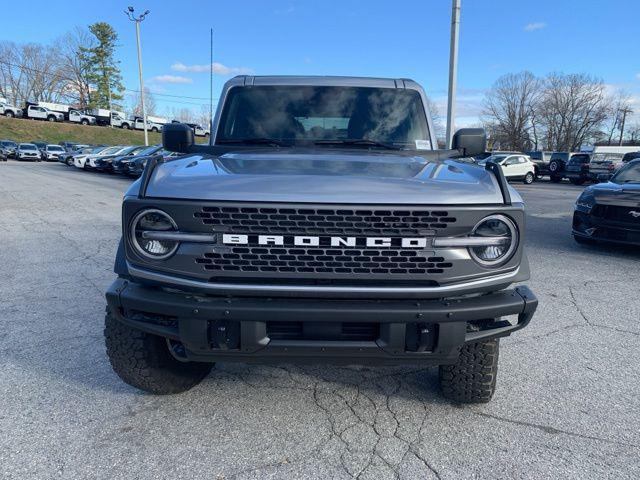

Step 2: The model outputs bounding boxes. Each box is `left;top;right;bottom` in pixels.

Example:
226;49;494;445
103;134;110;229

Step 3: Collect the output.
484;161;512;205
138;154;164;199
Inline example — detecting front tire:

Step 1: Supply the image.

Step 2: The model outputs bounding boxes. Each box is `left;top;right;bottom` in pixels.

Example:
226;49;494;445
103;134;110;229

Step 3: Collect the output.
550;174;562;183
47;115;56;122
81;119;89;125
104;307;213;394
5;111;14;118
439;339;499;403
523;172;535;184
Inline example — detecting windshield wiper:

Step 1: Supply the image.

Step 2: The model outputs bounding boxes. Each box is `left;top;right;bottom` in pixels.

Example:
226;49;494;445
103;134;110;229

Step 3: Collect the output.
314;139;399;150
217;138;291;147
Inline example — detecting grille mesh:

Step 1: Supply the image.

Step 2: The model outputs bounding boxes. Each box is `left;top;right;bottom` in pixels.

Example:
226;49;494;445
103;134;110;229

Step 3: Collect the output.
196;247;453;275
194;206;456;235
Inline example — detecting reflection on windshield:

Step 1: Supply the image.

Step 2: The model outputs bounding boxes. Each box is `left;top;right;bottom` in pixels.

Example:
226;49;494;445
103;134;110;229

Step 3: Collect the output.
612;163;640;184
216;85;430;148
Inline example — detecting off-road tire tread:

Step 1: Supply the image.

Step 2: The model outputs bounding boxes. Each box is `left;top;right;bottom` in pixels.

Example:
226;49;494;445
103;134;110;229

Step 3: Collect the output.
439;339;499;403
104;307;212;394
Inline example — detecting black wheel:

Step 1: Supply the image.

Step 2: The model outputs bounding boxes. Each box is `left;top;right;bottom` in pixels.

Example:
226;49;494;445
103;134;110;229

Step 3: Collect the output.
574;235;596;245
570;178;585;186
439;339;499;403
550;174;562;183
47;115;56;122
5;111;14;118
81;119;89;125
104;307;213;394
151;127;158;133
523;172;535;184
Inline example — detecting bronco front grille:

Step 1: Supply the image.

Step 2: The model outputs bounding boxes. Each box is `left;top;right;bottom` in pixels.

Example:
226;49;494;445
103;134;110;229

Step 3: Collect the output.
194;206;457;236
195;247;453;275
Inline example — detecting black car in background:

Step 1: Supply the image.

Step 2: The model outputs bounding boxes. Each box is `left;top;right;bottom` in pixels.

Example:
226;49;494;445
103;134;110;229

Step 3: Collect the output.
525;151;553;178
111;145;163;174
0;139;18;158
93;145;147;172
126;148;180;176
573;159;640;246
564;153;592;185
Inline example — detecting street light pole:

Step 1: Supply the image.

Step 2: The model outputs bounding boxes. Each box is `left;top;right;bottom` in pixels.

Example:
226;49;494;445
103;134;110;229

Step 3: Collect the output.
125;7;150;146
445;0;461;149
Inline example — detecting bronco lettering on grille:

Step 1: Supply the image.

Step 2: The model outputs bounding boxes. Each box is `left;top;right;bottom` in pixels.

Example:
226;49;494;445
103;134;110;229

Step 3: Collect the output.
222;234;430;248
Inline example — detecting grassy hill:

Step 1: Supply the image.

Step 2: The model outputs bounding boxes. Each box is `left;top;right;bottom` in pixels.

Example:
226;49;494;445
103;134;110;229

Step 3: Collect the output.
0;116;164;146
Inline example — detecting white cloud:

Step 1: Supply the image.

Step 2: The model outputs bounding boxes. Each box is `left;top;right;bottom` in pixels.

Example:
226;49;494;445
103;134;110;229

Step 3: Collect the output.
524;22;546;32
171;62;253;75
151;75;193;84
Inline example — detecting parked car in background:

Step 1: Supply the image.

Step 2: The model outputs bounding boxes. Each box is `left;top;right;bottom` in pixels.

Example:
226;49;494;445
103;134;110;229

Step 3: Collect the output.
44;144;66;161
133;116;166;132
0;140;18;158
91;145;147;172
0;146;7;161
32;141;48;160
0;102;22;118
26;105;64;122
573;159;640;246
111;145;162;174
479;153;536;184
525;151;553;178
59;141;78;152
68;110;97;125
564;153;592;185
78;145;126;170
126;149;180;176
16;143;41;161
70;146;110;167
589;151;640;182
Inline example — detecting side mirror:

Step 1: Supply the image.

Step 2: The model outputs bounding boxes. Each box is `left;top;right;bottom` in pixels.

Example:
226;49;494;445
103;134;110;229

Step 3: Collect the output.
162;123;194;153
452;128;487;157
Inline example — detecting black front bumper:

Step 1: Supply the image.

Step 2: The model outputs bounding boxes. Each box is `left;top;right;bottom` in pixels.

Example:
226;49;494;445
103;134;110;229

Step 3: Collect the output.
573;209;640;245
106;278;537;365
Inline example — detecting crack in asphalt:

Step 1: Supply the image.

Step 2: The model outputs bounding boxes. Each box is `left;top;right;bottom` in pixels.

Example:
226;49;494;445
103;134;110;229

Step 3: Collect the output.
472;411;640;450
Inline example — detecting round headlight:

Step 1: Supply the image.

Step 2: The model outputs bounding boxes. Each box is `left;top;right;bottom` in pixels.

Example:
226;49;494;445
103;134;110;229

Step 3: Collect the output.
468;215;518;267
130;209;179;259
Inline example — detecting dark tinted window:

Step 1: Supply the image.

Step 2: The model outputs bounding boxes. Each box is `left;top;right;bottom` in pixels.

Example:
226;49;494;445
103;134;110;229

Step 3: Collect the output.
612;162;640;183
622;152;640;162
216;85;430;148
568;154;590;165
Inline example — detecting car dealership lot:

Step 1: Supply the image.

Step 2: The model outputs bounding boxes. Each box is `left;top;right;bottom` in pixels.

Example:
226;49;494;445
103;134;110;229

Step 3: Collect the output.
1;161;639;480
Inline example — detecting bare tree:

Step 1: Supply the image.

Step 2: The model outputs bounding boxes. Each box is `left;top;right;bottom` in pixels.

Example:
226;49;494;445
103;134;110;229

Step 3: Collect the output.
130;87;157;117
54;27;94;108
0;41;66;105
537;73;609;151
481;71;542;151
424;96;445;147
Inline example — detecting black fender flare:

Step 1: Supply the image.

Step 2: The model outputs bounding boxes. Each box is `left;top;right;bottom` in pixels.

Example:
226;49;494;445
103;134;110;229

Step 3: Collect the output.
114;237;129;276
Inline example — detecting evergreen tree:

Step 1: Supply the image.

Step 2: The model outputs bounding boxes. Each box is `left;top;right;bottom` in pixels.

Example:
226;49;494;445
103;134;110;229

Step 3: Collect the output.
80;22;124;109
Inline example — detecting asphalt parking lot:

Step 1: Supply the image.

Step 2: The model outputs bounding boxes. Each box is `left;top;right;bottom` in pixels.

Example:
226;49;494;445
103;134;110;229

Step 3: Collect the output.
1;160;639;480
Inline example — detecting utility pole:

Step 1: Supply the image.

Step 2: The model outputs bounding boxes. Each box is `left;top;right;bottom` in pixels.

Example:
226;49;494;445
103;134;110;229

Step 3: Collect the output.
125;7;151;146
445;0;461;149
618;107;633;146
210;28;214;144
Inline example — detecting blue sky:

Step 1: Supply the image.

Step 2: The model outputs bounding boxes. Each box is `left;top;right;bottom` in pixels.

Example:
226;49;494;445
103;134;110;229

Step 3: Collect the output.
4;0;640;125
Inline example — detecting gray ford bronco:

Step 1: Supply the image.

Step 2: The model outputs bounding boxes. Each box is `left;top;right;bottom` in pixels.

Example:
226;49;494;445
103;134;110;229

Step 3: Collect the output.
105;76;537;403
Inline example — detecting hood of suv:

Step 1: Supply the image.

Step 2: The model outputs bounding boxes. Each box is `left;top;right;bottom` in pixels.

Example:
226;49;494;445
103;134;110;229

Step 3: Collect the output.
137;150;512;205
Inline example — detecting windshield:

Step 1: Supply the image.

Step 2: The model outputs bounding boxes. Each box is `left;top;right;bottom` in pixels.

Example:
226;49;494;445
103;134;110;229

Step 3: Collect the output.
591;153;624;163
20;144;37;151
216;85;430;149
135;145;161;156
2;141;17;147
612;162;640;184
100;146;123;155
480;155;508;164
47;146;64;152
